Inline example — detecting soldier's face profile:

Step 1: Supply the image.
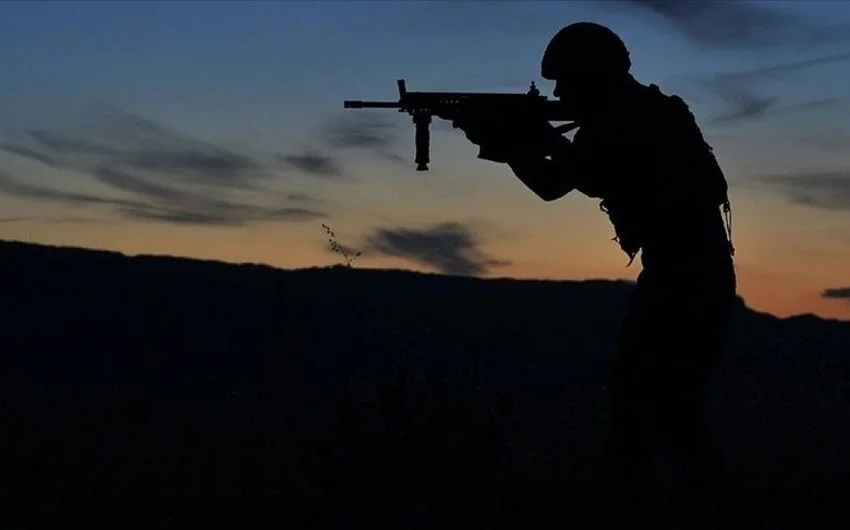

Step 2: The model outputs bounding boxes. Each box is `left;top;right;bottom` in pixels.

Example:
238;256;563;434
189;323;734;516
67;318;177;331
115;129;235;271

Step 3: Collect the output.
553;79;571;99
552;74;613;118
552;78;584;112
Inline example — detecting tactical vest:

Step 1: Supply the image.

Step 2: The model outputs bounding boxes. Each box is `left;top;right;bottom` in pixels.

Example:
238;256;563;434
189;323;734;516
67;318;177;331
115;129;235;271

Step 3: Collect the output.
574;83;734;266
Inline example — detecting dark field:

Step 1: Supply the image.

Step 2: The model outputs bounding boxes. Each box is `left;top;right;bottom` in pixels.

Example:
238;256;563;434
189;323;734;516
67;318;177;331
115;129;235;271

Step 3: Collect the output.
1;240;849;529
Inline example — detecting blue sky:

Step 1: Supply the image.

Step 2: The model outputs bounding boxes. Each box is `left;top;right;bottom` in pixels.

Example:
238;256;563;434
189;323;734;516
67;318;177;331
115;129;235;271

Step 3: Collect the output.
1;1;850;319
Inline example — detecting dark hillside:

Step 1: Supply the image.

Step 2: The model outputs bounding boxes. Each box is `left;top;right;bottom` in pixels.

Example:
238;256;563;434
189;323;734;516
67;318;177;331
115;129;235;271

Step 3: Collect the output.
1;239;848;529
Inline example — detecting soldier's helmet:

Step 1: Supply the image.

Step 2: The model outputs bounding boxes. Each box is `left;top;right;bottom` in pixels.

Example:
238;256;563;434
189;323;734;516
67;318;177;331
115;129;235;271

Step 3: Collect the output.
541;22;632;81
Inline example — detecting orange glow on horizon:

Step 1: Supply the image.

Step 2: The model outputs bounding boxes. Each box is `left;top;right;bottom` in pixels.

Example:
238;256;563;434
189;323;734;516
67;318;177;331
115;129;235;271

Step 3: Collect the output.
2;219;847;322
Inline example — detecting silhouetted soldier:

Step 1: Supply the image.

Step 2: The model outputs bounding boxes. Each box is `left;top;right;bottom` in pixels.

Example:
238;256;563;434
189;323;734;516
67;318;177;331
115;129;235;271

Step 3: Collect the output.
450;22;737;526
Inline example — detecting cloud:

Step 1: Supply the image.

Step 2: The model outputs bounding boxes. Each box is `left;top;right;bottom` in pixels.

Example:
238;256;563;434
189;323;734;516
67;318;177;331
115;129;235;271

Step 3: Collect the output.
321;113;406;164
756;171;850;212
0;170;326;227
0;110;327;226
617;0;848;50
0;170;142;209
285;192;321;203
0;216;97;225
276;151;342;177
695;52;850;124
264;207;327;222
362;221;510;276
617;3;850;124
709;92;838;125
92;167;207;206
707;86;776;124
20;112;269;190
114;205;324;226
109;207;238;226
822;287;850;303
724;51;850;79
274;113;408;175
0;144;60;168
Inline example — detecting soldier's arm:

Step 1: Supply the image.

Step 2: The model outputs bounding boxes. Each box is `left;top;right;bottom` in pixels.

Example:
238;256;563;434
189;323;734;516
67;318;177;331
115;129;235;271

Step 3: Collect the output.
505;144;583;202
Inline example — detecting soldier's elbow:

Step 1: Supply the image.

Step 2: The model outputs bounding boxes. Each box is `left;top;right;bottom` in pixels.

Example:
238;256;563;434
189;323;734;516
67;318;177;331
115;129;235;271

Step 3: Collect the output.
539;185;573;202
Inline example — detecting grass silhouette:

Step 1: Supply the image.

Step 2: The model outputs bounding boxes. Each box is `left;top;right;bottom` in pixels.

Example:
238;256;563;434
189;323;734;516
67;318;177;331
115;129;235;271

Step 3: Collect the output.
322;223;362;269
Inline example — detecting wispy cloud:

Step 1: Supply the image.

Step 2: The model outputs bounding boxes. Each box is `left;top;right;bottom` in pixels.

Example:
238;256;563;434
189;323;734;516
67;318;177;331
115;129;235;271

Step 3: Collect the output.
612;2;850;125
274;113;407;176
822;287;850;304
693;52;850;124
276;151;343;178
709;91;838;125
21;110;270;190
322;113;406;164
0;215;98;225
0;144;60;168
362;221;510;276
756;171;850;212
617;0;848;50
0;110;327;226
723;52;850;79
0;170;326;226
285;192;322;204
0;170;141;209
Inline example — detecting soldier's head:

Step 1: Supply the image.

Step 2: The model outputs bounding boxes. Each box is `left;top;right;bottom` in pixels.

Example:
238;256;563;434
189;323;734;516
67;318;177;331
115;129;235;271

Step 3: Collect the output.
541;22;632;115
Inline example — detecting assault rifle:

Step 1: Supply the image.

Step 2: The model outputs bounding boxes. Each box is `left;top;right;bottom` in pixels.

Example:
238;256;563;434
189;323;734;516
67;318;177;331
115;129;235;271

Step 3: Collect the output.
344;79;578;171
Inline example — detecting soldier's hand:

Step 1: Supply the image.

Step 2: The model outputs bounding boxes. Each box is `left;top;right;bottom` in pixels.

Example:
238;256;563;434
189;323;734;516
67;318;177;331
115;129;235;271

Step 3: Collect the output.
449;111;567;163
449;113;503;146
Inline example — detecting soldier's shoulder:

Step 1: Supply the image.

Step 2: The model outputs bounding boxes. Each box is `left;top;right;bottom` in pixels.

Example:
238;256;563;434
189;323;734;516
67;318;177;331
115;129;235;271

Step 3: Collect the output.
631;83;705;141
643;83;696;119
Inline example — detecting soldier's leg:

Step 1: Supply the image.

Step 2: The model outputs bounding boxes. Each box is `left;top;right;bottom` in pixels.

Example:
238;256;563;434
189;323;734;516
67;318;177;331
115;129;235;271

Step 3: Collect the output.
649;272;735;525
609;353;656;492
607;279;667;520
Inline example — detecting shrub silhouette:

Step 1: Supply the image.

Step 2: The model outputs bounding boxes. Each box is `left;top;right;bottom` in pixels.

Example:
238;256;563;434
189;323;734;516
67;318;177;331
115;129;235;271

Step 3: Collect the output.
322;223;362;268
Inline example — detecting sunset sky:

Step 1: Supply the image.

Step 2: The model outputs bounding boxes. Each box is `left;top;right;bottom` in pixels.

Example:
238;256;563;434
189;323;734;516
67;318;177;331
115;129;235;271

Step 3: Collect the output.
1;1;849;320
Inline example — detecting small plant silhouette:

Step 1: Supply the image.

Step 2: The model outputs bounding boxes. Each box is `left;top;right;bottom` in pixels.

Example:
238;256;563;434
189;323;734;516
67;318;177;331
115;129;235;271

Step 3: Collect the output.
322;223;362;268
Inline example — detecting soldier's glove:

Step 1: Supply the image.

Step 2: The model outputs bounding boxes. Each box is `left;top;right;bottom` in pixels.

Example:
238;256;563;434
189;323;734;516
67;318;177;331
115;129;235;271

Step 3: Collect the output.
449;110;568;164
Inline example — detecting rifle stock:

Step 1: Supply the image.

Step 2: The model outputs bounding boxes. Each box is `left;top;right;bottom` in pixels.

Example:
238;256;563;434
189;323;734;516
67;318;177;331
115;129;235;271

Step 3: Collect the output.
344;79;577;171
